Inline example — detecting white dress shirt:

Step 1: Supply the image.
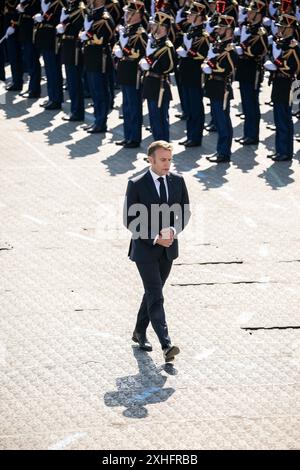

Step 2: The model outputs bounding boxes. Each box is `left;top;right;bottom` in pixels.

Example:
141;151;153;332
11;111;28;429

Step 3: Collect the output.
149;168;175;244
149;168;169;201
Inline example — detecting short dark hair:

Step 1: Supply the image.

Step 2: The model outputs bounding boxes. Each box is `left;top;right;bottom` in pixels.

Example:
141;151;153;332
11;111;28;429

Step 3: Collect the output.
147;140;173;157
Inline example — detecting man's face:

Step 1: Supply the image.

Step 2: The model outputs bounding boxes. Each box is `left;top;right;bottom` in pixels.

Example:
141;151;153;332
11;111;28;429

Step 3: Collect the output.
149;149;172;176
247;10;262;23
216;25;227;37
187;12;197;23
278;25;293;37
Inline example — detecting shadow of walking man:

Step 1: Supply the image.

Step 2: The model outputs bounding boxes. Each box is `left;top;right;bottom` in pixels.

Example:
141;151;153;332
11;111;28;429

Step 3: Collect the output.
104;346;176;419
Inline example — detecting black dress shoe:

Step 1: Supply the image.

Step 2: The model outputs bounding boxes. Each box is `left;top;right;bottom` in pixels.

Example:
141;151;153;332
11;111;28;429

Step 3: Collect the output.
40;100;50;108
185;141;201;147
235;112;244;118
234;136;245;143
205;124;217;132
163;344;180;362
20;91;41;99
44;101;62;110
123;141;140;148
267;152;278;159
206;154;230;163
82;123;93;130
266;124;276;131
86;125;107;134
115;139;127;146
132;331;153;352
175;113;187;120
271;154;292;162
179;139;188;145
62;115;84;121
5;84;22;91
240;137;259;146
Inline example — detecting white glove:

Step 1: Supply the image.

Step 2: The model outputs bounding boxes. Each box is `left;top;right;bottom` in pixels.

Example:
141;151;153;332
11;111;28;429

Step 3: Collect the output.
205;22;215;35
263;17;271;28
264;60;277;71
268;34;273;45
234;26;241;37
6;26;15;36
175;8;185;24
33;13;43;23
296;6;300;22
146;39;156;57
60;9;69;23
56;23;65;35
202;63;212;74
79;30;89;42
272;42;281;60
183;35;192;50
240;25;251;44
139;58;150;71
271;21;278;36
84;16;93;32
269;2;277;17
207;44;216;61
236;45;243;56
177;47;187;58
113;45;123;59
238;6;247;25
16;4;25;13
41;0;50;14
119;31;128;49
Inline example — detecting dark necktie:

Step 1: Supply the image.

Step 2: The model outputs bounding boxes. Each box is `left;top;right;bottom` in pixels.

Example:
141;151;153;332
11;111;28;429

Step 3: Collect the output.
158;177;167;204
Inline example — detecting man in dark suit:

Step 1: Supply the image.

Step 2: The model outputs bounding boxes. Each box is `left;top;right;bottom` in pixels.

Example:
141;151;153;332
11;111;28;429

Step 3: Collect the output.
123;140;191;362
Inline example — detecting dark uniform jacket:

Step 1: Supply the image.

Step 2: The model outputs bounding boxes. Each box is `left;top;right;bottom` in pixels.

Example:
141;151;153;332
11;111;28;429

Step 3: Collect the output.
116;22;147;87
59;1;85;65
142;34;175;105
82;6;115;72
178;24;210;87
205;38;238;101
271;36;300;104
17;0;41;43
236;24;268;85
34;0;64;50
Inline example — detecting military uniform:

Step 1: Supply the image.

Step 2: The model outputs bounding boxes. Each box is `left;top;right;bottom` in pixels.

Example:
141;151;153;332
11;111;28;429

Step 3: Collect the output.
0;0;6;81
140;10;175;141
264;13;300;160
177;2;209;146
235;0;268;144
18;0;42;97
80;5;115;133
4;0;23;90
203;14;238;162
114;0;147;147
57;0;85;120
33;0;65;108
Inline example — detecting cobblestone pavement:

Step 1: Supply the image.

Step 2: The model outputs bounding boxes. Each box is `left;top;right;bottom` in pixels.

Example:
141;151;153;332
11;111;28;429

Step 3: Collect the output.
0;68;300;450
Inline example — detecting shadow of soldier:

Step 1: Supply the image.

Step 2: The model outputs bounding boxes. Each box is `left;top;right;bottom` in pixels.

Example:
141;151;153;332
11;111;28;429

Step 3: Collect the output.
258;160;294;189
104;346;176;419
193;162;230;190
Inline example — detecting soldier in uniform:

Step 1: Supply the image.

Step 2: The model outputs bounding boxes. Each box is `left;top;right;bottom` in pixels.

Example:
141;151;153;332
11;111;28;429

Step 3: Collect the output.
177;1;209;147
56;0;85;120
33;0;65;109
0;0;6;82
3;0;23;90
202;14;238;163
113;0;147;148
264;13;300;160
17;0;42;98
79;0;115;133
235;0;268;145
140;10;175;142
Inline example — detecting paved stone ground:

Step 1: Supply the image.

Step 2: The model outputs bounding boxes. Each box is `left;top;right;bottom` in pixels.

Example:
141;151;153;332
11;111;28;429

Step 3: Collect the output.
1;66;300;450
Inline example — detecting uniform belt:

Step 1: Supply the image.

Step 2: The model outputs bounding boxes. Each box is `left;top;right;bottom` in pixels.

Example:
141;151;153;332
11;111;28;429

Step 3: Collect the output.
209;75;226;81
276;72;291;79
146;72;168;80
63;35;76;40
21;14;32;19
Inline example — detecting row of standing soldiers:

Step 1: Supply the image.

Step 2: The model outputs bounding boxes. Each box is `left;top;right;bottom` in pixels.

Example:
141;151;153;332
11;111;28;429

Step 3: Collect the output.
1;0;300;161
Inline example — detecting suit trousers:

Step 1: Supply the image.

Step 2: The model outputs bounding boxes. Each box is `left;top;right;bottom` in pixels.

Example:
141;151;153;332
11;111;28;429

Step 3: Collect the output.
135;249;172;349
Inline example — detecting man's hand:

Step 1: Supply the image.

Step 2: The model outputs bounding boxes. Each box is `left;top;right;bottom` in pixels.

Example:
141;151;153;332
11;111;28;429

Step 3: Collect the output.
156;228;174;248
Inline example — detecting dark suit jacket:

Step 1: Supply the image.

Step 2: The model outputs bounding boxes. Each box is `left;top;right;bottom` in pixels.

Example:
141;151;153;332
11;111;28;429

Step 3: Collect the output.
124;170;191;263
